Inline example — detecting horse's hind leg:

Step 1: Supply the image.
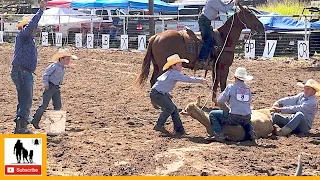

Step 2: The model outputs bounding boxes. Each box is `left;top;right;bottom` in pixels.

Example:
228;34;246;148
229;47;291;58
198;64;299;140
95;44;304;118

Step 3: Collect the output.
219;63;230;92
150;66;162;109
212;63;221;105
150;65;160;87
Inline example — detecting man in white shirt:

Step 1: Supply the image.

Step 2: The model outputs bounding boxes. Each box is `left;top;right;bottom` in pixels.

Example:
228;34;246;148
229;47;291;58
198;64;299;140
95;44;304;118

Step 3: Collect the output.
196;0;238;70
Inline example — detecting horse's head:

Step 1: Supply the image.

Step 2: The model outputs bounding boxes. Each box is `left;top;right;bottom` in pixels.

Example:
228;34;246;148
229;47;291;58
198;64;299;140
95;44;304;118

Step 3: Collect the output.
237;5;265;34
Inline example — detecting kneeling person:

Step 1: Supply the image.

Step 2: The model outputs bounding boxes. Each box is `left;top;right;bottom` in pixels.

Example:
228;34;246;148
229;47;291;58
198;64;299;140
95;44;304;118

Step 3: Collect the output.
209;67;256;142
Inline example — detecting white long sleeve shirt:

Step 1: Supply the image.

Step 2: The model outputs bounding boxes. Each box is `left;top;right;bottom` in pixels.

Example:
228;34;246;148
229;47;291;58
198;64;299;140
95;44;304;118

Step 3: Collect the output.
202;0;235;20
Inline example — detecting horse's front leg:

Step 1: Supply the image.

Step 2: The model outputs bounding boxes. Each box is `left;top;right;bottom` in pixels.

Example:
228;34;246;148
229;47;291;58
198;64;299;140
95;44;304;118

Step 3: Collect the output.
219;63;230;92
212;65;221;106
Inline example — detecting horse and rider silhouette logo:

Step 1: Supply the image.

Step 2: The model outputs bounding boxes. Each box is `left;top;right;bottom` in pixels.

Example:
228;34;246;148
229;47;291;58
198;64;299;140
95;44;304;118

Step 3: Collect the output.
13;139;40;164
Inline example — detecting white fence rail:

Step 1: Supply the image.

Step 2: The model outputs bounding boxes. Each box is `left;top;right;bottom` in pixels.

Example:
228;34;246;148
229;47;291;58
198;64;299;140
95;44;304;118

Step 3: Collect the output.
1;13;320;59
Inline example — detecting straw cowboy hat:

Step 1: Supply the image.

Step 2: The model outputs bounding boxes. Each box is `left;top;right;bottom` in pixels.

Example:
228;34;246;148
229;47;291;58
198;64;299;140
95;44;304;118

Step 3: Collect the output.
52;48;78;61
163;54;189;71
297;79;320;96
234;67;253;81
17;16;31;28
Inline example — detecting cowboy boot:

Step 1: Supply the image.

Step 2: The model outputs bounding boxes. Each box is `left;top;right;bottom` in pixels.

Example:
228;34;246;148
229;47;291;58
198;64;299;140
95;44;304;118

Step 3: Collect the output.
13;117;18;134
276;127;292;136
31;119;41;129
15;117;33;134
206;132;226;143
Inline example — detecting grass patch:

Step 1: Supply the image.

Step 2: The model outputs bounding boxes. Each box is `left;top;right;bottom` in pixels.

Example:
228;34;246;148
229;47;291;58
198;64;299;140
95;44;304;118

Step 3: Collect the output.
257;0;309;15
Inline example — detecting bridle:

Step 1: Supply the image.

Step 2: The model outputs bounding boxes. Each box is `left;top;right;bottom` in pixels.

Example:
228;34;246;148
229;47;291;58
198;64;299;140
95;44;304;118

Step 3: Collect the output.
236;8;259;46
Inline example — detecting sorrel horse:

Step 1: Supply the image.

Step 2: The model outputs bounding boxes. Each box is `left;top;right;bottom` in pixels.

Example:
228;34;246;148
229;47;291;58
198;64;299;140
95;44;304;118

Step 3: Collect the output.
136;5;264;105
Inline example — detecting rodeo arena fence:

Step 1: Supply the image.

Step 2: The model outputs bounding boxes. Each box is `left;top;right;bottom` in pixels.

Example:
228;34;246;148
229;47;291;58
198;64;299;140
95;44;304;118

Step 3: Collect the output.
1;12;320;60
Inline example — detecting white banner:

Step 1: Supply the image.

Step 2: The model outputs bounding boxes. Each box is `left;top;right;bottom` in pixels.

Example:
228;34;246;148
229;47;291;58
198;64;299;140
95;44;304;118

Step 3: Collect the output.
298;41;309;60
138;35;146;51
120;35;128;50
41;32;48;46
55;33;62;47
102;34;110;49
263;40;277;58
87;34;94;49
244;40;255;58
75;33;82;48
0;31;3;44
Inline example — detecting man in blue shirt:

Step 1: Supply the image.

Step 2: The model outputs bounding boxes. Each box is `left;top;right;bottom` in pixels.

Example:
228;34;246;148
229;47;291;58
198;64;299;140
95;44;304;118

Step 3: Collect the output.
209;67;256;142
271;79;319;136
11;0;46;134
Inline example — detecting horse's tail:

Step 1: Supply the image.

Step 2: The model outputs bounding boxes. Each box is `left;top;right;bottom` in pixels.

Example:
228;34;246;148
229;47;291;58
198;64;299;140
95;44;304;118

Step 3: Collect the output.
135;34;156;88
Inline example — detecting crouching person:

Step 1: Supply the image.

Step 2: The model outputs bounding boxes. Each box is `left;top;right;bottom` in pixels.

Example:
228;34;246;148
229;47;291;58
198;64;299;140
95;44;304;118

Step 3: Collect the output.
150;54;206;136
31;49;77;129
271;79;319;136
208;67;257;142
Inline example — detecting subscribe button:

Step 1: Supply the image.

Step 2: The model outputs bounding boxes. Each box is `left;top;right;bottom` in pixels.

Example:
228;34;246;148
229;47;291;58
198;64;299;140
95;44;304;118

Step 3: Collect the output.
5;165;42;175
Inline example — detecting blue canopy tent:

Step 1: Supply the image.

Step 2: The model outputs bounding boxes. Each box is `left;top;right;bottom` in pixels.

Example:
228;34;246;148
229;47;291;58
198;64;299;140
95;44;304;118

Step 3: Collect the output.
70;0;178;12
259;13;320;31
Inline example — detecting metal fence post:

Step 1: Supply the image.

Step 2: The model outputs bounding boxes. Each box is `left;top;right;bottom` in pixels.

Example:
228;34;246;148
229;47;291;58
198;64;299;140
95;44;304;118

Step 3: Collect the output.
162;17;165;32
123;18;126;35
148;0;155;36
1;14;3;31
304;15;307;41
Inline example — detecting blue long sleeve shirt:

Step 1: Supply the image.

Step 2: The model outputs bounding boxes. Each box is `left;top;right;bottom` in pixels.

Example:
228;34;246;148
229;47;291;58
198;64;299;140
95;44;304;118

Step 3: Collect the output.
12;9;43;72
43;62;65;86
202;0;235;20
276;93;318;129
218;81;252;116
152;69;203;94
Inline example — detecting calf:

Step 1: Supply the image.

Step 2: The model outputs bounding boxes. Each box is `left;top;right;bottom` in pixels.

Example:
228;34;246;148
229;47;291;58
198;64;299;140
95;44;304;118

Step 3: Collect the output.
181;97;274;141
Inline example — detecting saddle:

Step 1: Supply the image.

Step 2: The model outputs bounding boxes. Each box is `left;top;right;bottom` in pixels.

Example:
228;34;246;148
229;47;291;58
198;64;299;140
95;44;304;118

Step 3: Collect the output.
179;27;230;70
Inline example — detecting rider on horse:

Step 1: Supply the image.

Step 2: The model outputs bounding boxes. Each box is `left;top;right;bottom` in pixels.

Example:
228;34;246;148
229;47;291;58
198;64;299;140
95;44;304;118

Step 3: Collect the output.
196;0;239;70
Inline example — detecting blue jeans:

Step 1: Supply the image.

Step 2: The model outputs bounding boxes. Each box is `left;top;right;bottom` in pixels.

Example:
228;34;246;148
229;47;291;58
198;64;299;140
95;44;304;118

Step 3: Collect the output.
198;14;216;60
150;89;184;132
32;83;62;123
272;112;310;134
209;110;228;134
209;110;254;138
11;66;34;122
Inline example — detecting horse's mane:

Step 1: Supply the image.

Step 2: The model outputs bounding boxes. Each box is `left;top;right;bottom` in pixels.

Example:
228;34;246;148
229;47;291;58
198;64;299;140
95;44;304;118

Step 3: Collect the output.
217;10;240;32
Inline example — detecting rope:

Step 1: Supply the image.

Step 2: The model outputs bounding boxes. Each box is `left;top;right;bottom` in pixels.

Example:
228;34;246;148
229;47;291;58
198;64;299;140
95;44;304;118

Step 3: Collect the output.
200;7;237;111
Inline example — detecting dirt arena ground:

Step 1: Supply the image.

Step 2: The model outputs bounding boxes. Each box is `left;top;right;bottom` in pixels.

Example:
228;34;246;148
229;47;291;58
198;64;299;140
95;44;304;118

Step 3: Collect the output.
1;45;320;176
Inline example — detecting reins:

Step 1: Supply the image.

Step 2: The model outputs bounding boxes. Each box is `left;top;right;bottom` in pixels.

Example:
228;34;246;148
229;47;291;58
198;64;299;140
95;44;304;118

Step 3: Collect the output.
200;8;237;110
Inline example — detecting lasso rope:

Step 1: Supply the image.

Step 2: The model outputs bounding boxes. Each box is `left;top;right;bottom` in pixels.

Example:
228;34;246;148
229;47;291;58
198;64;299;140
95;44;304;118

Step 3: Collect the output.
200;8;236;110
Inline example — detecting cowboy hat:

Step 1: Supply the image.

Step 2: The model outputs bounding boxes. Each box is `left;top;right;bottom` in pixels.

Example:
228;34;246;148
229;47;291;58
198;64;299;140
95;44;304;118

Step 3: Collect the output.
234;67;253;81
163;54;189;71
52;48;78;61
17;16;31;28
297;79;320;96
